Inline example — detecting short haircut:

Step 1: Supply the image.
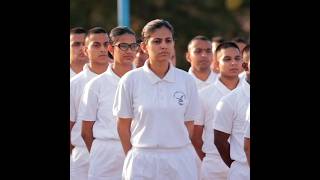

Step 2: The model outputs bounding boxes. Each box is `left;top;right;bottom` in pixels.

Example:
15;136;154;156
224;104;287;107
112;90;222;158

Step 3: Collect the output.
109;26;136;44
141;19;174;43
85;27;108;45
70;27;86;35
87;27;108;36
187;35;211;50
215;41;240;55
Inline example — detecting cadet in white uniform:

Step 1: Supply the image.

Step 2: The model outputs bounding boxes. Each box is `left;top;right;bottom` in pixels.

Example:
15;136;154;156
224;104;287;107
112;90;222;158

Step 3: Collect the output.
70;27;88;78
79;26;138;180
186;35;218;91
113;19;201;180
244;104;250;167
213;44;250;180
192;42;243;180
70;27;110;180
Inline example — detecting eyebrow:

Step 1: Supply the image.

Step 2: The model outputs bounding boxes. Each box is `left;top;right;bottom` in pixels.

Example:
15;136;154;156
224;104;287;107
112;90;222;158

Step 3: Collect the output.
152;37;173;40
92;41;109;44
193;48;212;50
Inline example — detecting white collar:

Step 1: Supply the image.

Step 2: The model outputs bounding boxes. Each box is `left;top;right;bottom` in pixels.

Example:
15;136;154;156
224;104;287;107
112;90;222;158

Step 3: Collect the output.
143;60;175;84
188;68;216;83
242;80;250;98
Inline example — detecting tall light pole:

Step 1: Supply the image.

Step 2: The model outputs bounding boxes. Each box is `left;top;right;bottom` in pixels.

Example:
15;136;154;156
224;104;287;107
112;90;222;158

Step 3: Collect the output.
117;0;130;27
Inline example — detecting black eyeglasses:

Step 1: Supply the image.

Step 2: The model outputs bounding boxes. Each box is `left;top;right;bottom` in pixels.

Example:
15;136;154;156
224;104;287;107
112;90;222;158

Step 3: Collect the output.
114;43;139;51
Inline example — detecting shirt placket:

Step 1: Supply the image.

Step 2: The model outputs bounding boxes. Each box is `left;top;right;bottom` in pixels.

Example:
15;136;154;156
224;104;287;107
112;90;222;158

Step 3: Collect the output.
158;81;166;108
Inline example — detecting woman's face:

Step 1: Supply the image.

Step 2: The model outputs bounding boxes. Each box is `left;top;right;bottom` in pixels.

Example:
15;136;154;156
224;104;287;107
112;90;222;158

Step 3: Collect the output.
142;27;175;63
109;33;138;66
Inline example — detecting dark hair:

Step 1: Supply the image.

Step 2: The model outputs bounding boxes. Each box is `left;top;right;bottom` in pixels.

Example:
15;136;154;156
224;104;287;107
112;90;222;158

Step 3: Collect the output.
87;27;108;36
231;37;247;44
242;44;250;63
136;37;143;44
85;27;109;44
70;27;86;35
187;35;211;50
109;26;136;44
211;36;225;43
141;19;174;43
215;41;240;54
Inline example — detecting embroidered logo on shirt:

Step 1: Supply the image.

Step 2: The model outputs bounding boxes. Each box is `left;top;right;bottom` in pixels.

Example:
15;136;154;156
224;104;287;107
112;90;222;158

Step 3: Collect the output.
173;91;186;105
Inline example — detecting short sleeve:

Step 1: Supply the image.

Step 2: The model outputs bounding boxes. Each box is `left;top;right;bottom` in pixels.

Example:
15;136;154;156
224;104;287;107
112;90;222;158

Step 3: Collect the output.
113;75;133;119
184;76;201;122
213;97;233;134
77;80;99;122
70;83;76;122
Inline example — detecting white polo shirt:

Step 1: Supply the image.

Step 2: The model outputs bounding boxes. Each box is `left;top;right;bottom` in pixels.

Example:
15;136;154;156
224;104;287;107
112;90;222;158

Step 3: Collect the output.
239;71;246;79
70;64;99;147
245;104;250;138
188;68;218;91
197;78;242;155
213;80;250;163
113;60;201;149
70;67;76;78
77;64;121;140
239;71;249;85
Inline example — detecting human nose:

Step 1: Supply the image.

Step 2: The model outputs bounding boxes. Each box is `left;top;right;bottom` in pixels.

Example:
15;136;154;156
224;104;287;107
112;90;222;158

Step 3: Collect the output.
200;50;207;57
160;41;167;49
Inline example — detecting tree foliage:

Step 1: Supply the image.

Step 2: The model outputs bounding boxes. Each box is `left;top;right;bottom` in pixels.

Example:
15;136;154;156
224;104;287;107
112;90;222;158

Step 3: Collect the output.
71;0;250;70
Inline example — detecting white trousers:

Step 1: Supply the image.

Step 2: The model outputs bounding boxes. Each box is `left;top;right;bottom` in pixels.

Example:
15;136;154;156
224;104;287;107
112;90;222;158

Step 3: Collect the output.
200;154;229;180
228;161;250;180
88;139;125;180
122;144;201;180
70;146;90;180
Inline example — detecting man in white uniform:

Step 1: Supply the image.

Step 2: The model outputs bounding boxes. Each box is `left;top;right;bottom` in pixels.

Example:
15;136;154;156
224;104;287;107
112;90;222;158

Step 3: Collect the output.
192;42;243;180
70;27;88;78
79;26;138;180
213;44;250;180
70;27;110;180
186;35;218;91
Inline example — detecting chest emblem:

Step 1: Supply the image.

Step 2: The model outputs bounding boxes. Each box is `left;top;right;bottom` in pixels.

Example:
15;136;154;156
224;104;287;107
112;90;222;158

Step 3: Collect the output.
173;91;186;106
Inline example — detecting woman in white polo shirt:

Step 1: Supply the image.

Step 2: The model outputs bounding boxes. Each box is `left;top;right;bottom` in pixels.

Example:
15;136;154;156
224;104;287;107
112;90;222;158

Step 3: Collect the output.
113;19;201;180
